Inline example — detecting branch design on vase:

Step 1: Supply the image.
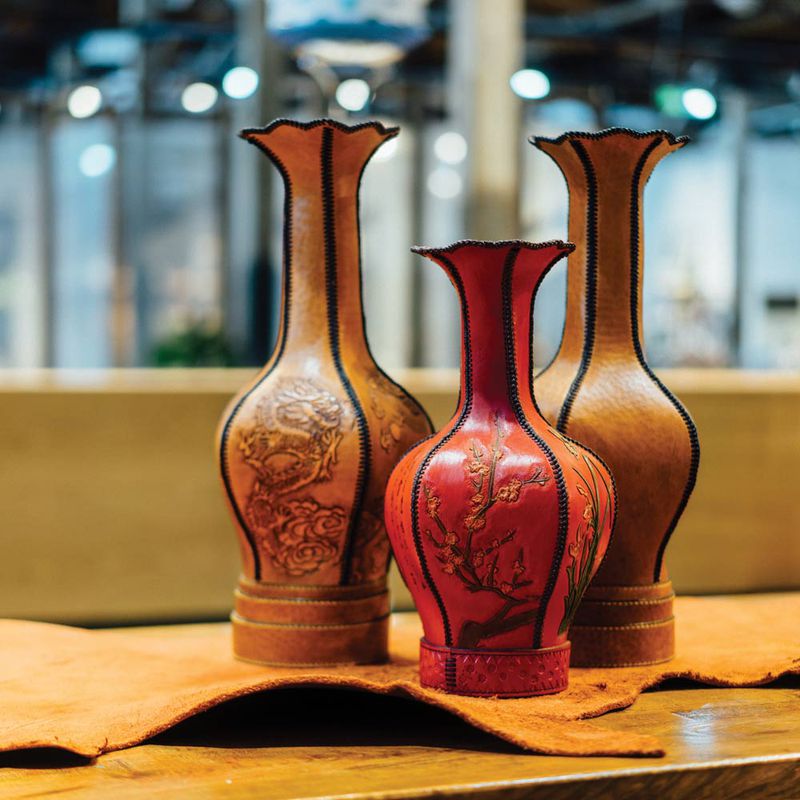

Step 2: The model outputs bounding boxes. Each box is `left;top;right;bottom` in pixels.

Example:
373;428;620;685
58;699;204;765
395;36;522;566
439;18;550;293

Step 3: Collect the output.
558;454;613;634
422;417;550;648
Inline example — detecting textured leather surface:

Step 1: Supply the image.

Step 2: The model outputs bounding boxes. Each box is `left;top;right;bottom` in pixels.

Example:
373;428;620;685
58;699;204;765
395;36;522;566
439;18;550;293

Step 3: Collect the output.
385;240;616;696
419;638;570;697
1;595;798;758
217;120;433;665
531;129;701;666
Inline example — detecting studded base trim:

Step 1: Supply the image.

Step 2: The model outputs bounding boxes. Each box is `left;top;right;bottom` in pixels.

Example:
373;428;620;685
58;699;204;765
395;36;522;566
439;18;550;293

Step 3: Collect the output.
419;639;570;697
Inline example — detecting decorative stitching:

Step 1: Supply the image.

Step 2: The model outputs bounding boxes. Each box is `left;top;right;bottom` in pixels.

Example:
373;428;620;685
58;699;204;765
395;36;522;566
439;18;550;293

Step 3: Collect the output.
571;616;675;631
411;238;570;257
555;139;598;432
530;127;689;147
236;590;388;605
241;118;399;139
320;126;372;587
219;131;296;581
231;611;390;629
628;137;701;582
501;245;570;649
409;251;479;656
523;253;620;574
353;130;435;435
529;128;688;387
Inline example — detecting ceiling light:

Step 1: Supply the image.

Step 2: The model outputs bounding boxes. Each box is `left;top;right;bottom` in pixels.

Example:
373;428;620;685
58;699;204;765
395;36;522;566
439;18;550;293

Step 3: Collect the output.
67;85;102;119
181;82;218;113
434;131;468;165
222;66;259;100
681;87;717;120
509;69;550;100
335;79;370;112
79;144;116;177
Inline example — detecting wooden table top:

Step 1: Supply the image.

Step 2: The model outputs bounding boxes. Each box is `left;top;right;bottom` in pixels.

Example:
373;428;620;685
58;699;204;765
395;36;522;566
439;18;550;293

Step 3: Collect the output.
1;626;798;799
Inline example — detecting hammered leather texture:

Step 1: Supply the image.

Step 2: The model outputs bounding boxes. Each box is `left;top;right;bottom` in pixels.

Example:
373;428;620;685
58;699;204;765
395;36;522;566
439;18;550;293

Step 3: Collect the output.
531;129;700;666
216;120;433;665
385;240;616;696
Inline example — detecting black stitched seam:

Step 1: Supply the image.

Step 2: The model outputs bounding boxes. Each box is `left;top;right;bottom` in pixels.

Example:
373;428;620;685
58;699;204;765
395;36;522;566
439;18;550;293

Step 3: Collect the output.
628;137;701;582
219;133;296;582
555;140;598;432
354;133;435;435
409;252;476;656
530;127;689;148
501;246;569;649
523;249;621;567
320;126;372;586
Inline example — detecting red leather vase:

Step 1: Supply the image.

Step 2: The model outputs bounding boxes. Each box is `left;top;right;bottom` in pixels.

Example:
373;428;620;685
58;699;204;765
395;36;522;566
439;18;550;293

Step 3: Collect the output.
385;240;617;697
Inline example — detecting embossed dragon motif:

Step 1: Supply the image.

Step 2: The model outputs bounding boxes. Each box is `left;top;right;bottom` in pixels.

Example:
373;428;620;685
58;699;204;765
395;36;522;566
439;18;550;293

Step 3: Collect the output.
237;377;353;577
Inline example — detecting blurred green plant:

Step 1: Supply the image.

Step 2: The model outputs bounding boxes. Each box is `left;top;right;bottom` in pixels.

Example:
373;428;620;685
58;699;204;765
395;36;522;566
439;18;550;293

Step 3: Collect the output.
151;322;235;367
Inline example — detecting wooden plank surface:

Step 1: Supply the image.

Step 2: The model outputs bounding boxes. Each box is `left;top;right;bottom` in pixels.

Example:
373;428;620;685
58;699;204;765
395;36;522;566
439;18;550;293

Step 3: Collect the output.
0;673;798;798
0;368;798;624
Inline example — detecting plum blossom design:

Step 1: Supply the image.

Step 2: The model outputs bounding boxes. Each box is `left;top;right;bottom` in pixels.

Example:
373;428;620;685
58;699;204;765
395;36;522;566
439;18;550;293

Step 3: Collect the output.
423;417;550;648
558;454;613;634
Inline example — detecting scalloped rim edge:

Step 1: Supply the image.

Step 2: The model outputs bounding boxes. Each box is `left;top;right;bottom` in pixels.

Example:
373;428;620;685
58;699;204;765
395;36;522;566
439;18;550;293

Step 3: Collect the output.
239;118;400;141
529;127;689;148
411;239;576;258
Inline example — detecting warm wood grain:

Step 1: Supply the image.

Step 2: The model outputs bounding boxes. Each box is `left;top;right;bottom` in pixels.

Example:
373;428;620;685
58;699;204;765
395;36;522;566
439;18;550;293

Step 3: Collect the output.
0;674;798;799
0;368;798;623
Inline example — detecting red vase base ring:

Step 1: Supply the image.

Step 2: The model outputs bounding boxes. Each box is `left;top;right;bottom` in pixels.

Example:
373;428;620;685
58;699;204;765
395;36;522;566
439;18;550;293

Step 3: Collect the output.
419;638;570;697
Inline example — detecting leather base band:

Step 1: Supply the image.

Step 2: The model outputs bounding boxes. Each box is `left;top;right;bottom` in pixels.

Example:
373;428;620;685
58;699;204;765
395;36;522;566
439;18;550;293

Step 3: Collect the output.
231;578;389;666
570;581;675;667
419;639;570;697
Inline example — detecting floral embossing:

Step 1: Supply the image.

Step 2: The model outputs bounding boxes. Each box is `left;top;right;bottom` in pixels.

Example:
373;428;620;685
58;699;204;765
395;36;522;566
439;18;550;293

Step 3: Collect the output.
558;455;613;634
367;374;428;453
423;417;550;648
237;377;351;576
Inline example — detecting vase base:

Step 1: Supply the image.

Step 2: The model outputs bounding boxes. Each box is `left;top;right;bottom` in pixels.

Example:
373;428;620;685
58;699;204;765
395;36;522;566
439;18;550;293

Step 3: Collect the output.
569;580;675;667
419;639;570;697
231;578;389;666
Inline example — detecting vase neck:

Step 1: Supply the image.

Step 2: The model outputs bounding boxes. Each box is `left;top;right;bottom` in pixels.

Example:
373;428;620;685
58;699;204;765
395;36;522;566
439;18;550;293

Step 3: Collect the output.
534;130;686;360
414;241;572;425
243;120;397;363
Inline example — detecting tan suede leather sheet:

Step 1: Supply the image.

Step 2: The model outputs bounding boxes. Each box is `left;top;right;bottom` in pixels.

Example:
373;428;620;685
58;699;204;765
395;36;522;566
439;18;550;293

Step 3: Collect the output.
1;594;798;759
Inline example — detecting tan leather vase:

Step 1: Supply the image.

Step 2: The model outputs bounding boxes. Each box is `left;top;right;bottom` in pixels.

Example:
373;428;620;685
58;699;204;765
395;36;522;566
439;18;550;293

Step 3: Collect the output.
217;119;433;666
530;128;701;667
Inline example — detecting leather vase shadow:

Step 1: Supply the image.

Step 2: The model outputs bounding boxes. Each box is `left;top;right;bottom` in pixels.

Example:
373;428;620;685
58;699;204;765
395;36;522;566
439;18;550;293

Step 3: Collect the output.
217;119;434;666
385;240;616;697
530;128;701;667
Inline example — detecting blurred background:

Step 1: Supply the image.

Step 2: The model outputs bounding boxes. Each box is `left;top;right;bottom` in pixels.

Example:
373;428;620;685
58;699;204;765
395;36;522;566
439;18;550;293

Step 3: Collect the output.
0;0;798;624
0;0;799;374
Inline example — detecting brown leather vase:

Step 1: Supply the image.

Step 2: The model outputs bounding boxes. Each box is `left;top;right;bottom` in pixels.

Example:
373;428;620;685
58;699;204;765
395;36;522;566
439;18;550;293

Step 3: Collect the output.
530;128;701;667
217;119;433;666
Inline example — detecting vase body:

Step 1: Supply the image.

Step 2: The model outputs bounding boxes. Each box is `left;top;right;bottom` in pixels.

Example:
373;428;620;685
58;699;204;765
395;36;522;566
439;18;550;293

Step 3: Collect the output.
217;119;433;666
531;128;701;667
385;241;616;697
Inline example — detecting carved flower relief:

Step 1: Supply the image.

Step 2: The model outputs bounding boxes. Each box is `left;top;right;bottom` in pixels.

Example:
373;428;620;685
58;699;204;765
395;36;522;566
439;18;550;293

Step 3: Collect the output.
257;497;347;577
349;506;390;584
236;377;352;577
367;374;428;453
